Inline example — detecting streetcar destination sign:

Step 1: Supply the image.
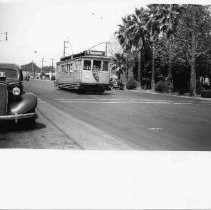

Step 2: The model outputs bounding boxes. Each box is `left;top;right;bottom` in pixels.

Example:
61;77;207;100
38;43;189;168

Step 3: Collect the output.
86;50;105;56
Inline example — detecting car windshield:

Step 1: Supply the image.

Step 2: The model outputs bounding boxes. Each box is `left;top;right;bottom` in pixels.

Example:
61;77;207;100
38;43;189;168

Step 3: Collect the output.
0;68;18;79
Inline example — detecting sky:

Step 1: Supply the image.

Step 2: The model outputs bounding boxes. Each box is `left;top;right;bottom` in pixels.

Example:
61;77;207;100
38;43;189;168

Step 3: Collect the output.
0;0;209;67
0;0;146;66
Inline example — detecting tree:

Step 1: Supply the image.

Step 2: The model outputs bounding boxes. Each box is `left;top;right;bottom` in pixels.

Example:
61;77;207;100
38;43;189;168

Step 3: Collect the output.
116;8;149;88
115;15;134;82
148;4;182;91
115;4;211;95
21;62;40;73
173;5;211;96
144;6;161;91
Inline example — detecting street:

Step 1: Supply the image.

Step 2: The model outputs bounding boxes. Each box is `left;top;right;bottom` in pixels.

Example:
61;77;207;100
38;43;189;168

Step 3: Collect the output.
0;79;211;150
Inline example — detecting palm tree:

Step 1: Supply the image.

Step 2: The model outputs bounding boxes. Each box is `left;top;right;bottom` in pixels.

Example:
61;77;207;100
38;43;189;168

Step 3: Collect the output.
145;6;161;91
116;8;149;89
116;15;134;83
150;4;181;91
128;8;149;88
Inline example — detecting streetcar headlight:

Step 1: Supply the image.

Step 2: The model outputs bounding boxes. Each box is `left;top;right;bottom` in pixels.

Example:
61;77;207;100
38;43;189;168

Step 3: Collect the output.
12;87;21;96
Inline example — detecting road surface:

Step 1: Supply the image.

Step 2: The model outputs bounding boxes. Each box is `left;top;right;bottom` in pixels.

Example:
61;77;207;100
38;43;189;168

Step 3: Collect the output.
1;79;211;150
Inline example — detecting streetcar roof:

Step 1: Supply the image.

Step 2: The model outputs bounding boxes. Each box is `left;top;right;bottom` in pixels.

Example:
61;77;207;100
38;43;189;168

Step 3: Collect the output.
59;50;111;63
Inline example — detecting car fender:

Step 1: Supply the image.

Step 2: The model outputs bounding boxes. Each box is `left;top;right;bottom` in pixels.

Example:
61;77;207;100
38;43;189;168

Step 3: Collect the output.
8;92;37;115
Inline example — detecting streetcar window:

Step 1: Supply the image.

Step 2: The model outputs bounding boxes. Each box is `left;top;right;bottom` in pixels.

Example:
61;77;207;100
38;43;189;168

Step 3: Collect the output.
70;63;74;71
102;61;108;71
93;60;101;71
84;60;91;70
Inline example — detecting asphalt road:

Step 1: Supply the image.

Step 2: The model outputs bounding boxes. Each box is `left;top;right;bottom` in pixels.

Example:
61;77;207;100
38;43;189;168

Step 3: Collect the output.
1;79;211;150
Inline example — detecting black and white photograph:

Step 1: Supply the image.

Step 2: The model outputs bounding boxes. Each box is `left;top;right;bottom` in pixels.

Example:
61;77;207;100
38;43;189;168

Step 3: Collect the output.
0;0;210;209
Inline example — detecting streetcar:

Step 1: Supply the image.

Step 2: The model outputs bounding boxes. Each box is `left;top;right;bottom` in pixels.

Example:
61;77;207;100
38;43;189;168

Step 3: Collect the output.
55;50;112;92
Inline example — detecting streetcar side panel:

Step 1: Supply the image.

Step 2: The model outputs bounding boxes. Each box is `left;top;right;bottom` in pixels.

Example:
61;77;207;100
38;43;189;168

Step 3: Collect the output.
56;59;82;89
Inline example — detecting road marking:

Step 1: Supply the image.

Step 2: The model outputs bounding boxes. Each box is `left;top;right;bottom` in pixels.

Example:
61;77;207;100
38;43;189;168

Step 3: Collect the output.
148;128;163;131
57;100;194;105
53;98;211;105
173;102;192;105
144;101;170;104
58;100;171;104
54;98;170;101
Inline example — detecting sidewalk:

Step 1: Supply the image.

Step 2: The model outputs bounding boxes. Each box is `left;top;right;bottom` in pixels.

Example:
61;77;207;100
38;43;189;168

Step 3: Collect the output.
126;88;211;101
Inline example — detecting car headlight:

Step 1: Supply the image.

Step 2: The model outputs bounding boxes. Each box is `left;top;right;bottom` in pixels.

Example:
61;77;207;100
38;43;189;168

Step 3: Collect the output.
12;87;21;96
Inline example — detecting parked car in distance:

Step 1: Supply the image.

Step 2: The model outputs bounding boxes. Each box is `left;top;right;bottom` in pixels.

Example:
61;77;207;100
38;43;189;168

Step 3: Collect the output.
0;63;38;125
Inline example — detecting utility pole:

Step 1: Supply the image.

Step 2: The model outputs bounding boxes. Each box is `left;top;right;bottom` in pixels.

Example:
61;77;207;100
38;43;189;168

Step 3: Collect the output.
51;58;54;72
5;32;8;41
41;58;44;73
105;42;108;56
32;51;37;78
32;61;34;76
0;32;8;41
63;41;68;57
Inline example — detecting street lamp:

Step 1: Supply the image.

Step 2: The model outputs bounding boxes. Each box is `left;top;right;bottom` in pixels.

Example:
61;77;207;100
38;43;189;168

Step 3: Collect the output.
32;51;37;78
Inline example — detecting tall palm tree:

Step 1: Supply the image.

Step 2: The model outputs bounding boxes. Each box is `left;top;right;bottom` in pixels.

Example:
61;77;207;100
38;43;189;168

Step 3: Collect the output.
150;4;181;91
116;8;149;88
116;15;134;82
144;6;161;91
129;8;149;88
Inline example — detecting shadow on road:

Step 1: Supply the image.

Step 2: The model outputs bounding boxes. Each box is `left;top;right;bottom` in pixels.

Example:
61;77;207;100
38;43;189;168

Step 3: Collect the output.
58;88;114;95
0;121;46;133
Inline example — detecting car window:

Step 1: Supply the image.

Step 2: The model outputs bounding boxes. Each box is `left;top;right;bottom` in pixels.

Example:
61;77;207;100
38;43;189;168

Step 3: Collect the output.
0;68;18;79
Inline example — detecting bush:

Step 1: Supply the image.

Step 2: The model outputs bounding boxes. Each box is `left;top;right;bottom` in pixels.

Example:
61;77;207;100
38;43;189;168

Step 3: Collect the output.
201;89;211;98
117;80;125;90
126;79;137;90
196;86;205;95
178;89;186;95
155;80;169;93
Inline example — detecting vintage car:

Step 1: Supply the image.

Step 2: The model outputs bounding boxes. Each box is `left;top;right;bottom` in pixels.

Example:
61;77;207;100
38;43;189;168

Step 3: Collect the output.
0;63;37;124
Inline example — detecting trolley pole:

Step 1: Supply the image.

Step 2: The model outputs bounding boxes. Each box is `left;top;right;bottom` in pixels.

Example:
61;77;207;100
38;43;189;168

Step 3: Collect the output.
63;41;68;57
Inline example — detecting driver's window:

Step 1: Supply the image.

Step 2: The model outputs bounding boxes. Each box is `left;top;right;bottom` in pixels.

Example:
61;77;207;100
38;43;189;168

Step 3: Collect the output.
93;60;101;71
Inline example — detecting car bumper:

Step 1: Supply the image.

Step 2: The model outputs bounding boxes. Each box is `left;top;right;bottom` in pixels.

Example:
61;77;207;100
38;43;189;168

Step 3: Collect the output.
0;112;36;123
